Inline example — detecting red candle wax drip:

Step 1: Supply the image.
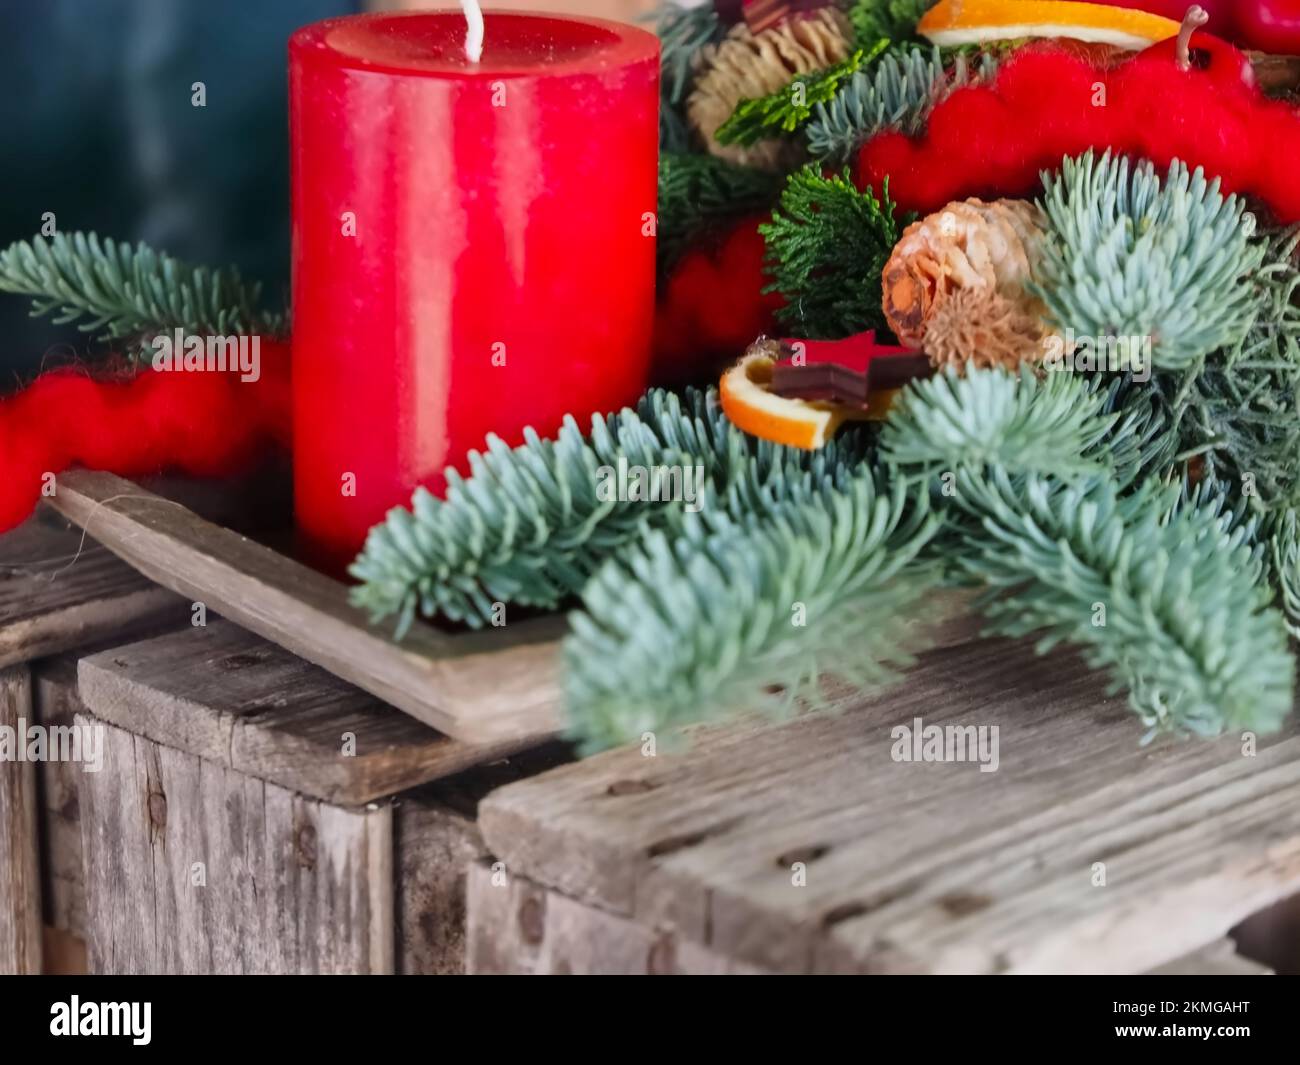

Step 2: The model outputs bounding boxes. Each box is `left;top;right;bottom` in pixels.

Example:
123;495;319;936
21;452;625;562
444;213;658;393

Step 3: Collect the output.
290;12;660;571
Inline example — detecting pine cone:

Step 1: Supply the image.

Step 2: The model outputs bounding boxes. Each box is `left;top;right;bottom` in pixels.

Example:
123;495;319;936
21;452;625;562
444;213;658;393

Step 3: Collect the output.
687;9;852;170
922;286;1051;372
882;198;1047;350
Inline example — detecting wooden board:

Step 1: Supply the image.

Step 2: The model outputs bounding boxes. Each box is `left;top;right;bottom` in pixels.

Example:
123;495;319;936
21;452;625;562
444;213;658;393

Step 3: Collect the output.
0;666;41;974
77;714;393;974
0;508;185;669
394;796;488;974
1147;938;1272;976
466;863;769;975
78;620;527;804
48;470;562;746
31;656;90;938
479;636;1300;975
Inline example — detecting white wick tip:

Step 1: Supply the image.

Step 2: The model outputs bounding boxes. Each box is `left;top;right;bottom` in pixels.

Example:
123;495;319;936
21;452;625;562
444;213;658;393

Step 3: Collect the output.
461;0;484;64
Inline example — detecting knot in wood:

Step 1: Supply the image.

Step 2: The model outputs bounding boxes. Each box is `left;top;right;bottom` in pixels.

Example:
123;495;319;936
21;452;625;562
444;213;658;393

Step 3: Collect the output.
647;934;677;975
147;791;168;829
296;823;318;869
517;895;545;945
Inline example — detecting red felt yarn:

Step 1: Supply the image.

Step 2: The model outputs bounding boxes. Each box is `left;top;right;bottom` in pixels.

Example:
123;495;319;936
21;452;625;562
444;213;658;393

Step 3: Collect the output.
856;38;1300;222
652;216;782;385
0;340;290;533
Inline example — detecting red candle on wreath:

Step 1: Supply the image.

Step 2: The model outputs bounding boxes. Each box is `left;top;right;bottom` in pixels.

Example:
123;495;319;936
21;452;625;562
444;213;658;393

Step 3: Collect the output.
290;9;660;570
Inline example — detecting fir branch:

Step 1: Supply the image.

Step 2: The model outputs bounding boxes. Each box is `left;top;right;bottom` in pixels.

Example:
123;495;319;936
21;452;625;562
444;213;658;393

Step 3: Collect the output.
349;388;870;634
714;40;890;148
846;0;934;46
0;231;283;356
880;365;1113;480
657;152;782;273
1268;510;1300;639
652;1;723;107
563;471;940;753
1155;225;1300;516
807;46;998;162
880;367;1294;737
957;472;1293;737
1031;152;1268;372
760;165;905;339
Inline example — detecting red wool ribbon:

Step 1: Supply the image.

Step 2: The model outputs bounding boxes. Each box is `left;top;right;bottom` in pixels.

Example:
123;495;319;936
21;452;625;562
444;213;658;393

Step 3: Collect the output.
857;37;1300;222
652;216;782;385
0;340;290;532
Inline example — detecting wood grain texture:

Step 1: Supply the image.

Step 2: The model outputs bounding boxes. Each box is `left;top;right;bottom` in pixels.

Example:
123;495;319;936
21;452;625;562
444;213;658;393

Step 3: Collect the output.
0;666;42;974
0;508;185;669
49;470;562;745
394;795;487;974
77;714;394;974
78;620;526;804
31;656;89;937
465;863;769;975
1147;938;1273;976
480;636;1300;975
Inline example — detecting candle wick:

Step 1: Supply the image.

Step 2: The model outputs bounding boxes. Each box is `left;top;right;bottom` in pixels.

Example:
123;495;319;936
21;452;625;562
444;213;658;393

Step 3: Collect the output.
460;0;484;64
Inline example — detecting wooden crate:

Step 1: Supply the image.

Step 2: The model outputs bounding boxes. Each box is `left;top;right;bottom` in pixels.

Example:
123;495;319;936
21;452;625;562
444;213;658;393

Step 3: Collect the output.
1;492;570;974
66;619;567;973
0;509;192;973
469;637;1300;975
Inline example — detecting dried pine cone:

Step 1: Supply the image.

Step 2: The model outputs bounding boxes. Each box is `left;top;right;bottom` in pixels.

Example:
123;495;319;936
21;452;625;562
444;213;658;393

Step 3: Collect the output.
923;286;1051;372
687;9;852;169
882;198;1048;350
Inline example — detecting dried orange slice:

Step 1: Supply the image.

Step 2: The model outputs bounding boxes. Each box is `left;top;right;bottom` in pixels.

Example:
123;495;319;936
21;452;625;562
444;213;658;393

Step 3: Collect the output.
720;351;897;449
918;0;1182;50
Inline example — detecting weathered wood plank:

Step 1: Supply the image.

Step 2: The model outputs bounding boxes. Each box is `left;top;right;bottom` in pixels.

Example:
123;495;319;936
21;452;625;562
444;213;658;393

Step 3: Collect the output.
78;620;527;803
30;656;89;938
465;864;769;975
77;714;394;974
1146;938;1273;976
394;795;487;974
0;666;42;974
480;637;1300;975
0;508;185;669
49;470;562;745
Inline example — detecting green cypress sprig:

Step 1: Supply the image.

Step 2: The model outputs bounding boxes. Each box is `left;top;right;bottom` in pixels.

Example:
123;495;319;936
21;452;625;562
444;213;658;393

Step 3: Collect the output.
714;39;890;148
0;231;284;356
1031;152;1268;372
563;471;940;753
760;165;905;338
846;0;935;45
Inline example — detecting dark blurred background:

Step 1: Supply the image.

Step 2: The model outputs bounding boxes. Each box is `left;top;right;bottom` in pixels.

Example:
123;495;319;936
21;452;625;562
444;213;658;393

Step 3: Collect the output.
0;0;359;381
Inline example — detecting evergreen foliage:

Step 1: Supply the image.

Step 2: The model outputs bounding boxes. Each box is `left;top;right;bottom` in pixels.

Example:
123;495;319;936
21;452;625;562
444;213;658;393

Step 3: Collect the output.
564;471;939;753
1032;152;1267;371
715;41;891;148
880;368;1294;738
807;46;997;162
846;0;934;45
349;389;871;635
657;152;783;272
0;232;283;356
760;166;905;338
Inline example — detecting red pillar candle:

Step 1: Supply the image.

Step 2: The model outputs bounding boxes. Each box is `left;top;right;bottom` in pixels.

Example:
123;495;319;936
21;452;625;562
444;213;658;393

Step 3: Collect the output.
289;12;660;571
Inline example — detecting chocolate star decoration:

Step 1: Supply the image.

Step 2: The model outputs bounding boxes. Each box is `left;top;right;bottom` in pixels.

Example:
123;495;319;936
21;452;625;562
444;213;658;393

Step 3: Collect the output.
764;330;933;409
